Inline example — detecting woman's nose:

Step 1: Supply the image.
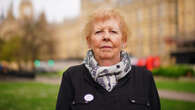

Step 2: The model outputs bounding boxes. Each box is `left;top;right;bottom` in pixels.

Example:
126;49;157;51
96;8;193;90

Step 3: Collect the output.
103;31;110;41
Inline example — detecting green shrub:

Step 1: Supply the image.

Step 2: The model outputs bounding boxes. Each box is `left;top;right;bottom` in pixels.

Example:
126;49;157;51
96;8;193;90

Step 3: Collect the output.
152;65;195;77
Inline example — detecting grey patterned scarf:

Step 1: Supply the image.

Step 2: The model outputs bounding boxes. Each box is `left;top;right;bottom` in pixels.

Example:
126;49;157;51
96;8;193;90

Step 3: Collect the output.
83;50;131;92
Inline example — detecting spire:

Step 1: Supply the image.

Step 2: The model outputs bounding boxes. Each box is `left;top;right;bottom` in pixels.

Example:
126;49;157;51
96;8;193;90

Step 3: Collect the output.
7;1;15;20
38;12;47;26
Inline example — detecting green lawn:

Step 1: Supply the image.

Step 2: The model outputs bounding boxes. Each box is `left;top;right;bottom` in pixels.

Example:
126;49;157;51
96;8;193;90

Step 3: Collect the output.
0;82;59;110
0;81;195;110
161;98;195;110
155;77;195;93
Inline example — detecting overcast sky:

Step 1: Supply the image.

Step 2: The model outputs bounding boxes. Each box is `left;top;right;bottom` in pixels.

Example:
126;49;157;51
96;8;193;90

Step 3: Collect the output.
0;0;80;23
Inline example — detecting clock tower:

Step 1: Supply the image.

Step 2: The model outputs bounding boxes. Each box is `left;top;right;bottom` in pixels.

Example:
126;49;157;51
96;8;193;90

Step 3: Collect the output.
19;0;33;20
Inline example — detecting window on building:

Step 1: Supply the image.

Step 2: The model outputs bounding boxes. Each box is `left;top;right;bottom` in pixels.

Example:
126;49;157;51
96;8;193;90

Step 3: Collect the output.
117;0;132;5
136;10;143;21
159;23;164;37
159;3;166;17
136;27;143;38
148;7;152;20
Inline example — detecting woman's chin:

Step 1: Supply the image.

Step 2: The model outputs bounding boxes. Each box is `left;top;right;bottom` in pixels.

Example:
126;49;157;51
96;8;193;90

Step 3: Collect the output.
99;52;114;59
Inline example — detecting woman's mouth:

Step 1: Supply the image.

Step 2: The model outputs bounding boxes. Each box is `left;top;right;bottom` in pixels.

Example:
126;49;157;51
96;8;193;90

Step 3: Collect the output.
101;46;112;48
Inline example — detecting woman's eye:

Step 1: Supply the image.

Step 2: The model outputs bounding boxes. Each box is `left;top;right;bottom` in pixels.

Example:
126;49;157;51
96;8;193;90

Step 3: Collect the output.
95;31;103;34
110;31;118;34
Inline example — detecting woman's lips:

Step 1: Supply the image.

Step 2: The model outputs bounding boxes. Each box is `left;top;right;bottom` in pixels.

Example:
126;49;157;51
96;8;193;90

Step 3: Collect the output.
101;46;112;48
100;46;112;51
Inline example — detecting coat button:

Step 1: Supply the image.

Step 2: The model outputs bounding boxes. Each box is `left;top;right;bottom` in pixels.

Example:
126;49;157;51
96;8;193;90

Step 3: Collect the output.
116;65;120;68
131;99;136;103
146;102;150;107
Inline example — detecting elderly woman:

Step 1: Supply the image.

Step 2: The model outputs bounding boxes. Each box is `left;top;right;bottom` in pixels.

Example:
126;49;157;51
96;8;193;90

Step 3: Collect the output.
56;8;160;110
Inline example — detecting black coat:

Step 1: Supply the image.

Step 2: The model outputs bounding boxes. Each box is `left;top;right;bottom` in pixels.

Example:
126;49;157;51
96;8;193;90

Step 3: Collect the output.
56;64;160;110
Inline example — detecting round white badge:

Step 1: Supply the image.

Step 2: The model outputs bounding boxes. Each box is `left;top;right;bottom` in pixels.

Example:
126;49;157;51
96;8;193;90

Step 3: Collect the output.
84;94;94;102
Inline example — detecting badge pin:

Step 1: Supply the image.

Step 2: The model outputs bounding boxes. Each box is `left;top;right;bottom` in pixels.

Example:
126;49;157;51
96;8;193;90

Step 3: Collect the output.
84;94;94;102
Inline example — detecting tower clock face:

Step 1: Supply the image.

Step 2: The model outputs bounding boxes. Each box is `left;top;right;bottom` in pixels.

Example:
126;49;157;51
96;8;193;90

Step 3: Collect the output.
23;7;31;16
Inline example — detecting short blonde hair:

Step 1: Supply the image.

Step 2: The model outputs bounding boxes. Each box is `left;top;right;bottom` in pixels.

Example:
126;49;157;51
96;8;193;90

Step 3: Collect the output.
84;8;129;42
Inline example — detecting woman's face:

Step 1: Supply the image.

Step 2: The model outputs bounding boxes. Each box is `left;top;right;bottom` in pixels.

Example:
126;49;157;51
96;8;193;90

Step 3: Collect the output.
87;18;126;62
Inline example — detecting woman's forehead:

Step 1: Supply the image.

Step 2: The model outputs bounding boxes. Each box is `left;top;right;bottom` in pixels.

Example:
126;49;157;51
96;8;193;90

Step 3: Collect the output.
92;18;121;29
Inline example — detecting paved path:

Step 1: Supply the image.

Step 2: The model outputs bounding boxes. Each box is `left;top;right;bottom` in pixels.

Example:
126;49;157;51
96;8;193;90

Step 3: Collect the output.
35;77;195;102
35;77;61;85
158;90;195;102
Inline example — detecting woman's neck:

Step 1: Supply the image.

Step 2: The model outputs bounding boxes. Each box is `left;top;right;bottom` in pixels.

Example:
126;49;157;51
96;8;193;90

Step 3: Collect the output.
96;56;120;66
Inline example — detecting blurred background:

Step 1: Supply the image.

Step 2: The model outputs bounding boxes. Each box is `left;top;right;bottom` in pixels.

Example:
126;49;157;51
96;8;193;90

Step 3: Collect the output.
0;0;195;110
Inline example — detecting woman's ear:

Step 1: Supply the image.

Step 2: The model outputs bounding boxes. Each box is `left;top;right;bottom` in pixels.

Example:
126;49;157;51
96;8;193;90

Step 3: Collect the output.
86;36;91;48
122;40;127;49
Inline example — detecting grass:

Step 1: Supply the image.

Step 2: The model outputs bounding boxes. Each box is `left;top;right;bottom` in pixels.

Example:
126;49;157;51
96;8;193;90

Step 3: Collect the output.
0;81;195;110
0;81;59;110
155;77;195;93
161;98;195;110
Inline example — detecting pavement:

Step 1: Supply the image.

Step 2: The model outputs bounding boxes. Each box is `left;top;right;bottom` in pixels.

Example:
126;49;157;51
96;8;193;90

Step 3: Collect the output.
158;90;195;102
35;77;61;85
35;77;195;102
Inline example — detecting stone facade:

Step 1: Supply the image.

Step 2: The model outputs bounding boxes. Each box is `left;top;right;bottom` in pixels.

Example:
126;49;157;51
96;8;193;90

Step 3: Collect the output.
1;0;195;65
